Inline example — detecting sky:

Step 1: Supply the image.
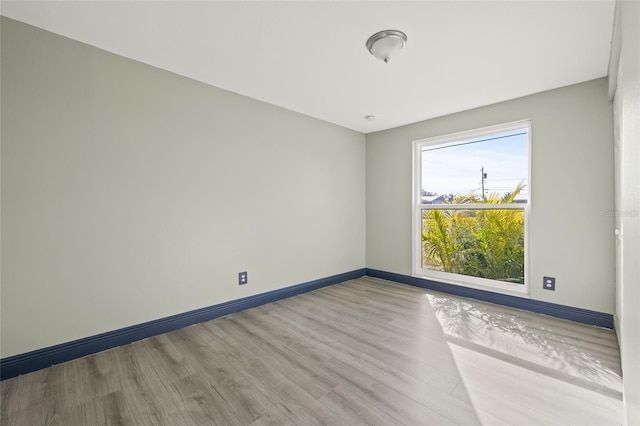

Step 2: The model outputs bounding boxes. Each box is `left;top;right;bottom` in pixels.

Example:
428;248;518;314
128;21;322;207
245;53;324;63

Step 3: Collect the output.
422;129;528;199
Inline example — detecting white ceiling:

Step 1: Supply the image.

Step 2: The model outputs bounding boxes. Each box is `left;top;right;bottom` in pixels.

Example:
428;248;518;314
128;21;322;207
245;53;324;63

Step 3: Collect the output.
1;1;615;133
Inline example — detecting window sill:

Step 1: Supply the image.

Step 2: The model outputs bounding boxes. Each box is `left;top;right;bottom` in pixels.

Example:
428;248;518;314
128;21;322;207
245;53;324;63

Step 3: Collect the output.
412;271;530;299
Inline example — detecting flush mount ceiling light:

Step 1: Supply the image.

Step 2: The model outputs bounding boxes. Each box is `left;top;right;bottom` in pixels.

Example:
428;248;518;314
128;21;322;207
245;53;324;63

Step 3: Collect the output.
366;29;407;63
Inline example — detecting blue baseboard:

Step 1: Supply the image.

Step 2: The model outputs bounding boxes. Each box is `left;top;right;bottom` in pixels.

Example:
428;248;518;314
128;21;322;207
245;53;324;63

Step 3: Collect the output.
365;269;614;329
0;268;366;380
3;267;612;380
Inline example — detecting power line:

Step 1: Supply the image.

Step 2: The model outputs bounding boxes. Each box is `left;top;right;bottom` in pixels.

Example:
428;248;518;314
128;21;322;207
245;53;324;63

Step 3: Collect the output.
422;131;527;152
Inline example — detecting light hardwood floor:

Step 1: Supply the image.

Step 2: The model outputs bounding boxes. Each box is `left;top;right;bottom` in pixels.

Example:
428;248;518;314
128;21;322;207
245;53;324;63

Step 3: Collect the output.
1;277;623;425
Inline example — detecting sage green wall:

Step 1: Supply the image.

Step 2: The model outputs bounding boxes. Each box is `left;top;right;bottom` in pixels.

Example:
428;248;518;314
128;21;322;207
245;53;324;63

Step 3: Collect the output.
366;78;614;314
0;18;366;358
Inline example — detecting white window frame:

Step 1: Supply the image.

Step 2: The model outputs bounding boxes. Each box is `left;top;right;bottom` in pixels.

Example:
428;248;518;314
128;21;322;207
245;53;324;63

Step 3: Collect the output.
412;120;531;298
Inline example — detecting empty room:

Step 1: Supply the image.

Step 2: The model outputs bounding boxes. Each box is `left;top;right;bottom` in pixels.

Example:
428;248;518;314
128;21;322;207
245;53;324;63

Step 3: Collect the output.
1;1;638;425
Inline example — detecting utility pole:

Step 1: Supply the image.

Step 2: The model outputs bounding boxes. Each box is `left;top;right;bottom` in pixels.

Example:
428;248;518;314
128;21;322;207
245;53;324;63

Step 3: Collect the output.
481;167;487;200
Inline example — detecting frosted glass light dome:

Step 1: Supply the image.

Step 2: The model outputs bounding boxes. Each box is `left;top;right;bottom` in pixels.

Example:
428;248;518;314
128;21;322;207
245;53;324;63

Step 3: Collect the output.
366;30;407;63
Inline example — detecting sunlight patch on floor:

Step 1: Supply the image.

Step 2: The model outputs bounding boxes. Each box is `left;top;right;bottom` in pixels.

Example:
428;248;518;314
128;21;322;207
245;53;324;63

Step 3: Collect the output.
448;343;623;425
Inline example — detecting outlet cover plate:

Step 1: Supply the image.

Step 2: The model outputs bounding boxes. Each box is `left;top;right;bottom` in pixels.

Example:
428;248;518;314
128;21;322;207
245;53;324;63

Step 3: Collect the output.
543;276;555;291
239;272;248;285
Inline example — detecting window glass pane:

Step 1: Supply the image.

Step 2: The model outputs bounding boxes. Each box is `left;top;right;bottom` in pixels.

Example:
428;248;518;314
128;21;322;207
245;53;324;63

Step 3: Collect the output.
421;208;525;284
421;129;528;204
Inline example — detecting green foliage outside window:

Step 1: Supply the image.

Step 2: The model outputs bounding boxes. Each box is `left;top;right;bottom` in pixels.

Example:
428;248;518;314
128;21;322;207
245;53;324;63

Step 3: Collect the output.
421;183;525;284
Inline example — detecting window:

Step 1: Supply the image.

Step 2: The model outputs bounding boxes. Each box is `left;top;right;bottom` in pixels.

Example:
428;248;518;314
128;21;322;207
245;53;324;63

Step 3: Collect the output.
413;121;530;297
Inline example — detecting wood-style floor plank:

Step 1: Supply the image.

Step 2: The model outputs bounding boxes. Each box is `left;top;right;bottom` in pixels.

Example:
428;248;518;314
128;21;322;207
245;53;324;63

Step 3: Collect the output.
1;277;623;425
